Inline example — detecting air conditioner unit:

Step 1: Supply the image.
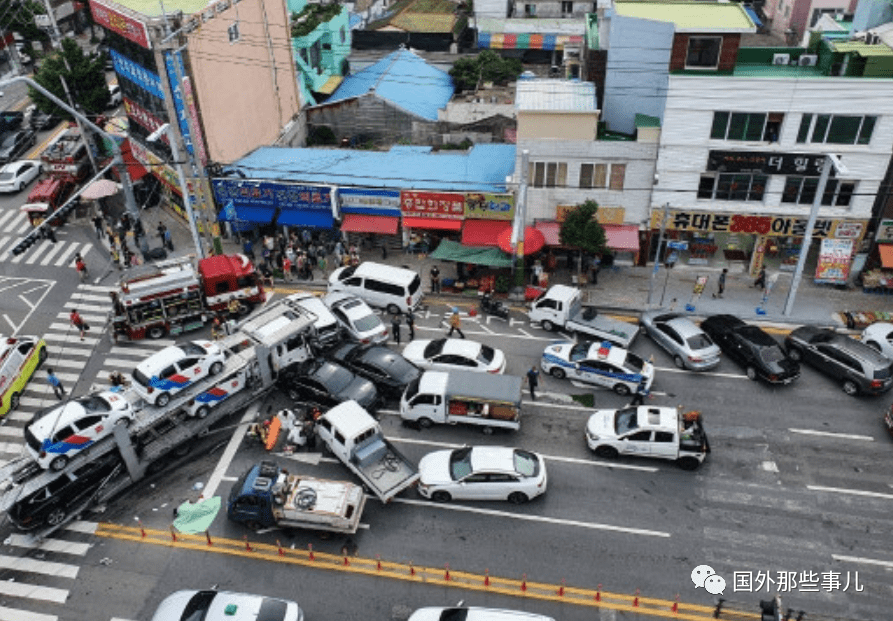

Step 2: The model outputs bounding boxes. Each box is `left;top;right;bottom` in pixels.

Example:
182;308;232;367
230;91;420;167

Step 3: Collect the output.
773;53;791;65
799;54;818;66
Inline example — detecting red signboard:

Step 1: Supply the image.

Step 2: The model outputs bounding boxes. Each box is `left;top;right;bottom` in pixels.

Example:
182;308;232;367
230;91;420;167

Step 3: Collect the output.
400;190;465;219
90;0;151;49
123;97;168;144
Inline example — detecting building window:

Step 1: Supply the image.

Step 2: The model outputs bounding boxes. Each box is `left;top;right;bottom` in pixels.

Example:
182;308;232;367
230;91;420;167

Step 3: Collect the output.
710;112;784;141
685;37;722;69
561;1;573;14
782;176;855;206
579;163;625;189
797;114;876;145
531;161;567;188
340;27;346;44
524;3;536;16
228;21;240;43
609;163;626;190
698;173;767;201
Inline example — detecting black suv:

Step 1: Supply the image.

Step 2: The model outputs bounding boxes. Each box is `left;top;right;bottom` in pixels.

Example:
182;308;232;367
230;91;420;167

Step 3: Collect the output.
785;327;893;396
701;314;800;384
7;458;120;531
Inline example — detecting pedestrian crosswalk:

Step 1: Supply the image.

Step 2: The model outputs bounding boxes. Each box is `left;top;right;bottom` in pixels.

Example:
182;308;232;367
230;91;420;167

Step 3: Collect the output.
0;211;95;268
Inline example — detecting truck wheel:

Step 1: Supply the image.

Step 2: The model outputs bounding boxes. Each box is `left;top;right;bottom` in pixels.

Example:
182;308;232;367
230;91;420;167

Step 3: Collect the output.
787;347;802;362
147;326;167;340
195;405;210;419
508;492;529;504
50;455;69;472
431;491;451;502
542;320;556;332
9;392;20;410
209;361;223;375
386;303;400;315
46;507;67;526
155;392;171;407
613;383;631;396
549;367;566;380
594;445;618;459
677;456;701;471
418;417;433;429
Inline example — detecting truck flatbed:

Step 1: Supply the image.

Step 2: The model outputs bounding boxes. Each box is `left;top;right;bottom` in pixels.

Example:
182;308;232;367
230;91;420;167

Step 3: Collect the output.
274;476;366;533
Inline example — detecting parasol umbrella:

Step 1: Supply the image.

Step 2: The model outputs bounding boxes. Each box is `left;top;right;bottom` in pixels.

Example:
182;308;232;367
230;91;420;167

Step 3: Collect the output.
497;226;546;255
80;179;122;200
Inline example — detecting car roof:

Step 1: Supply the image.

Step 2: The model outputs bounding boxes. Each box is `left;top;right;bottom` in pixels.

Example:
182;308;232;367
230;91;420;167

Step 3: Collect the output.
664;316;703;338
27;392;123;436
353;262;418;285
469;446;517;473
441;339;482;357
812;331;891;364
136;344;188;372
3;159;37;172
321;400;377;437
581;342;628;364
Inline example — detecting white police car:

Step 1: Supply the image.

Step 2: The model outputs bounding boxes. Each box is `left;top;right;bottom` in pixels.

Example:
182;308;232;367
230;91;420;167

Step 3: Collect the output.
132;340;226;407
540;340;654;396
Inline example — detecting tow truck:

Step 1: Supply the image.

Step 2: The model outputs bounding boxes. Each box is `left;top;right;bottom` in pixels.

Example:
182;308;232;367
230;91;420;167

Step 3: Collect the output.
110;254;266;341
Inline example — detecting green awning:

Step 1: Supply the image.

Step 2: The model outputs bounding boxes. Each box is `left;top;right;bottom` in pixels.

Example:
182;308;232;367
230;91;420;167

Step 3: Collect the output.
429;239;515;268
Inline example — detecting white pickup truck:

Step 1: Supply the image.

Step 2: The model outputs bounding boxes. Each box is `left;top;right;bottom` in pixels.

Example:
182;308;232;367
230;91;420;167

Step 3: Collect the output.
316;400;419;502
528;285;638;347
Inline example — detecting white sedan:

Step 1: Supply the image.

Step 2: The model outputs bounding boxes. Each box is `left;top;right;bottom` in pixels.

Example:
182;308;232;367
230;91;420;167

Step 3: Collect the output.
862;322;893;359
418;446;547;504
323;292;388;345
0;160;42;193
151;590;303;621
409;608;555;621
403;338;506;374
24;391;135;471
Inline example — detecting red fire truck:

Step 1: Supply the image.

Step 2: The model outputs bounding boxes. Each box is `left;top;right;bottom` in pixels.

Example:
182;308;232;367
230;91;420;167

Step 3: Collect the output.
19;178;76;227
41;128;90;183
110;254;267;341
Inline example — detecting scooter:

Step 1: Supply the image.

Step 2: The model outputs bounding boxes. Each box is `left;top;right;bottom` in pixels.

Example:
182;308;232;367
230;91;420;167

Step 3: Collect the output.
480;294;510;320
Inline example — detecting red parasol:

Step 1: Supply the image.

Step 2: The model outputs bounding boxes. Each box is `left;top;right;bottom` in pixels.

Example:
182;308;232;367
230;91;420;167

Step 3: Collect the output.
497;226;546;255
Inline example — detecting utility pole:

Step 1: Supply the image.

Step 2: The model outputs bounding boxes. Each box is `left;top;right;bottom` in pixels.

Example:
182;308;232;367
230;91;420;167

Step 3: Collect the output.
39;0;64;46
647;203;669;306
511;150;529;290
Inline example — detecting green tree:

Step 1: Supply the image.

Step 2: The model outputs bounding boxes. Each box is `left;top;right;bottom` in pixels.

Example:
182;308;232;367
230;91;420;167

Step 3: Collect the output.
449;50;523;93
0;0;49;47
29;38;109;118
559;200;607;255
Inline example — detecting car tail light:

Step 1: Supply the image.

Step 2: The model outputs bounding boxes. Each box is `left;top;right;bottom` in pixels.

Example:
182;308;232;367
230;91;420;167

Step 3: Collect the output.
406;296;412;306
147;386;154;394
39;451;46;459
361;338;370;344
488;368;500;373
688;356;702;362
769;374;777;382
871;380;883;389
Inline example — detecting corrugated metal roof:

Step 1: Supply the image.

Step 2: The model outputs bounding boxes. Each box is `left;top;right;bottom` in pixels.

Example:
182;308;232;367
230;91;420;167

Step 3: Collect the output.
516;79;596;112
476;17;585;35
321;48;454;121
829;40;893;56
614;1;756;33
223;144;517;192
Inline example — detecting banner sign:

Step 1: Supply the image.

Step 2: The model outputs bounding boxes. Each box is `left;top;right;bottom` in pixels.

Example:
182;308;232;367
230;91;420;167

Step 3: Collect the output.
464;193;515;220
556;205;625;224
815;238;854;284
707;151;825;176
164;51;195;159
212;179;331;211
123;97;168;144
400;190;465;219
339;188;401;215
182;76;207;167
90;0;151;49
130;140;180;195
111;50;164;99
649;209;865;240
876;219;893;243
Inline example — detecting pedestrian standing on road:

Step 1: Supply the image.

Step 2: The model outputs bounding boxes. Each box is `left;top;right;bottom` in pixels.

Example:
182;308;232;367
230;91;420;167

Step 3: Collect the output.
93;214;104;238
157;222;167;246
430;265;441;294
69;308;87;340
43;225;56;244
526;366;539;400
318;255;327;278
753;266;767;290
590;255;601;286
74;254;88;282
106;223;116;241
242;239;255;261
629;381;650;407
281;254;292;282
110;246;121;270
163;227;173;251
405;308;415;341
47;368;65;400
391;313;402;345
447;308;465;339
713;268;728;299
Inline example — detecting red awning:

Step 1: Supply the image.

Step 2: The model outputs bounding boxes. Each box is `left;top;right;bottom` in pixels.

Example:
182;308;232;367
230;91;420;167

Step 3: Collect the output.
403;216;463;231
461;220;511;247
880;244;893;269
535;220;562;246
604;224;640;252
115;139;149;182
341;214;399;235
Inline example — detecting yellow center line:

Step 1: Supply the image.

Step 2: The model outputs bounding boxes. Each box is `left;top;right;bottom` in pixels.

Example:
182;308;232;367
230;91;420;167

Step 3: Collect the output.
94;524;759;620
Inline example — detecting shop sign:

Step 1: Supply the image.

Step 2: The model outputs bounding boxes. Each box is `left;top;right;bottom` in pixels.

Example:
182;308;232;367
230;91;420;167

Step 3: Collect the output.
464;193;515;220
163;51;195;161
212;179;331;211
90;0;151;49
130;140;180;195
339;188;401;215
875;219;893;243
815;238;854;284
123;97;168;143
110;50;164;99
182;77;207;167
400;190;465;219
556;205;625;224
707;151;825;176
649;209;865;239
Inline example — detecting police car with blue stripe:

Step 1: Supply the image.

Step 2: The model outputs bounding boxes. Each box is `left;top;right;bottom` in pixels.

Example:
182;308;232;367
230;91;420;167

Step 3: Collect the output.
540;340;654;396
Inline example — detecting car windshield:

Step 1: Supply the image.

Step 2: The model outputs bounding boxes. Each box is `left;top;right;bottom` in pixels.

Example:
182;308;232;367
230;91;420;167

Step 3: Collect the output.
76;395;111;412
614;407;639;435
316;363;353;393
257;597;289;621
1;134;18;148
569;343;590;361
448;447;473;480
404;377;421;400
759;345;785;364
423;339;446;358
370;351;418;378
874;366;892;380
353;313;381;332
624;352;646;372
438;610;469;621
408;274;421;296
0;172;14;181
132;367;150;386
686;333;714;350
180;590;217;621
477;345;495;364
513;450;540;477
181;343;208;356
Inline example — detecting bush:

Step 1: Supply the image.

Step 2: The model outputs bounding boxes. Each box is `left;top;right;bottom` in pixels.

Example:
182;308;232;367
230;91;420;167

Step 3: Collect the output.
494;273;511;294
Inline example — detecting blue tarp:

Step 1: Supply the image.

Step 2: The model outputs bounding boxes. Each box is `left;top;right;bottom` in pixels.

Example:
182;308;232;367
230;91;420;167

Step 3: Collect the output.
744;6;763;28
217;206;275;224
276;210;334;228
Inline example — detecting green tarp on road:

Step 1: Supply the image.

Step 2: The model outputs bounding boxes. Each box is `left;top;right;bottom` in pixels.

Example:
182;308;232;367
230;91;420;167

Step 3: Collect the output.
173;496;222;533
429;239;514;268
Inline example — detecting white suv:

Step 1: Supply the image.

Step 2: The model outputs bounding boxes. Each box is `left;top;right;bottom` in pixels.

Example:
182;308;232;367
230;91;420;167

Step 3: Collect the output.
131;340;225;406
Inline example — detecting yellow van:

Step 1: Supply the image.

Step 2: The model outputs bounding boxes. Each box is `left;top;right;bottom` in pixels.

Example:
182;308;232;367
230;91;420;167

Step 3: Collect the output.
0;335;47;416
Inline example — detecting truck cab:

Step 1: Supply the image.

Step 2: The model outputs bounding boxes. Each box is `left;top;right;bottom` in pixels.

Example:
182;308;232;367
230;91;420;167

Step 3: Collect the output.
529;285;638;347
237;301;319;374
198;254;266;314
20;178;75;227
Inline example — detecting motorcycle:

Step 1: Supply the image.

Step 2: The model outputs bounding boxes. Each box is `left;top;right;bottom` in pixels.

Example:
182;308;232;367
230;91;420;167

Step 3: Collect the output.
480;293;510;320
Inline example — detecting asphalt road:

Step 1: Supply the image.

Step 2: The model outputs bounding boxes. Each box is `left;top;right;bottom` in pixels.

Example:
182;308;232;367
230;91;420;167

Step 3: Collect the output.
1;229;892;621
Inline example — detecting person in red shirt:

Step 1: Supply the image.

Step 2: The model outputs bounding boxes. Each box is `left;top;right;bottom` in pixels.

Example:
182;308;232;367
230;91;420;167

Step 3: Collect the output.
74;254;88;282
69;308;87;340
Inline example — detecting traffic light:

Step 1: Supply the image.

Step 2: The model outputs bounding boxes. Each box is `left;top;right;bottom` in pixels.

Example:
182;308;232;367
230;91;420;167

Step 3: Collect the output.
52;197;80;223
12;231;42;256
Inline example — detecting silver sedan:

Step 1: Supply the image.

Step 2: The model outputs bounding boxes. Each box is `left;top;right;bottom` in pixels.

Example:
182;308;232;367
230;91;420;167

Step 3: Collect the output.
640;309;721;370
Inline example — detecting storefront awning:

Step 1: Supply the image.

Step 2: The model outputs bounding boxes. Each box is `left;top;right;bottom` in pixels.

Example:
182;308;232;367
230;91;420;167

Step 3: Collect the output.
403;216;463;231
217;206;275;225
461;220;512;247
880;244;893;269
341;214;399;235
429;239;514;268
535;220;562;246
604;224;640;252
276;210;334;228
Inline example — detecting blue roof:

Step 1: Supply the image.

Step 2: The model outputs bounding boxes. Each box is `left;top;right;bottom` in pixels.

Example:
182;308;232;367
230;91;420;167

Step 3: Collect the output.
222;145;517;192
349;12;363;28
320;48;454;121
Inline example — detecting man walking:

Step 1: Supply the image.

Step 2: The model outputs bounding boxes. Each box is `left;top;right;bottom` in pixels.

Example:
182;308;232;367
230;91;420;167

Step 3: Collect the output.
391;314;402;345
629;381;650;407
47;368;65;400
69;308;87;340
405;308;415;341
74;254;88;282
447;308;464;339
526;366;539;400
430;265;441;294
712;268;728;299
92;214;104;238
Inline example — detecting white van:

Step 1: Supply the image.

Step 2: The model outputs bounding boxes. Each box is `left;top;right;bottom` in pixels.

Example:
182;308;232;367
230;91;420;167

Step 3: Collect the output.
284;292;342;348
328;262;423;314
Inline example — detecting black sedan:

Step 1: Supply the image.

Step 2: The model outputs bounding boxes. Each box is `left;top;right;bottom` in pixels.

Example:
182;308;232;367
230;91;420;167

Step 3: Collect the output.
0;128;36;163
701;314;800;384
30;110;60;131
328;342;421;398
278;359;380;411
7;458;119;531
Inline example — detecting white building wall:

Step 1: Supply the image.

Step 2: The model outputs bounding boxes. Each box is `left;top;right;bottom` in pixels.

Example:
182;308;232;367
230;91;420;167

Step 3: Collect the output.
653;75;893;221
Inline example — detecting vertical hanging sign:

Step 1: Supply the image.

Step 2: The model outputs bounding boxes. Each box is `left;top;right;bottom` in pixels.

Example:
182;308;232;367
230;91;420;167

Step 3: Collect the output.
163;51;195;159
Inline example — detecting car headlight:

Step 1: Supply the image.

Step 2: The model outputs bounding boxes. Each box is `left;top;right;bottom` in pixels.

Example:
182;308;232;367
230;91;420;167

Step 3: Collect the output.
586;430;599;441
